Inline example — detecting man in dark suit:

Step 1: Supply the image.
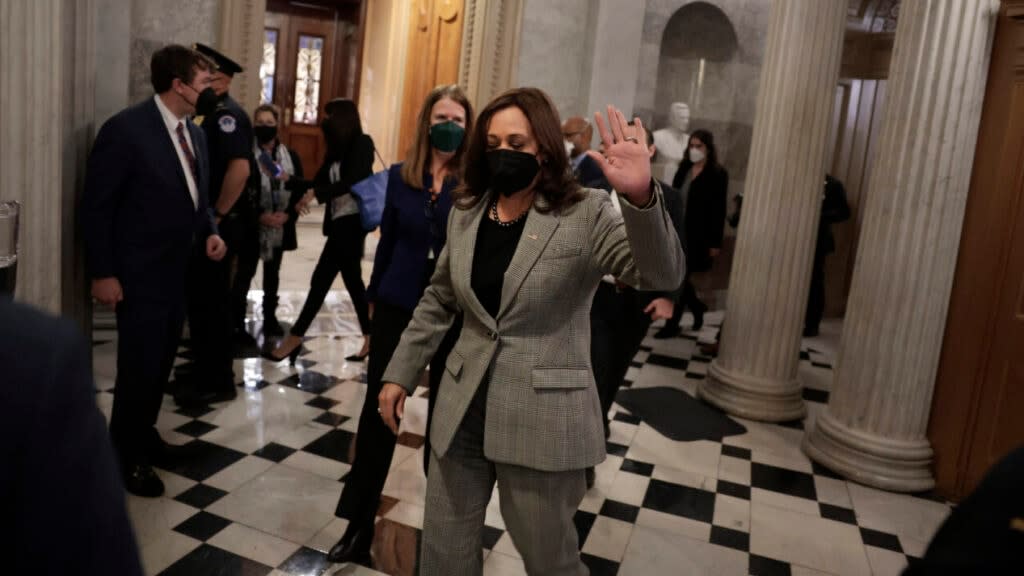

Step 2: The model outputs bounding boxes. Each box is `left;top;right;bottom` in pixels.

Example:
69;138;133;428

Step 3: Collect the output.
563;115;611;190
0;297;144;575
804;175;850;337
175;43;254;406
82;44;227;497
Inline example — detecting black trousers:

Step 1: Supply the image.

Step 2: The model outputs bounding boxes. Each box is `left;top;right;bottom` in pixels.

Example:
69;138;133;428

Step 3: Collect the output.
334;299;459;527
261;247;285;318
230;220;260;332
110;293;185;465
590;282;653;435
292;217;371;336
805;250;827;333
667;273;704;329
186;222;235;391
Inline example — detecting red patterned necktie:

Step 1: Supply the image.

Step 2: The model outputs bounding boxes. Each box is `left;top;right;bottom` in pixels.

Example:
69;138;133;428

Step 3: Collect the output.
175;121;197;180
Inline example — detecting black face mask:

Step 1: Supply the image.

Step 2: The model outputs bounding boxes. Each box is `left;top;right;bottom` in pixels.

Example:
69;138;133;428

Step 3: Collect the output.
487;149;540;197
183;83;219;117
254;125;278;145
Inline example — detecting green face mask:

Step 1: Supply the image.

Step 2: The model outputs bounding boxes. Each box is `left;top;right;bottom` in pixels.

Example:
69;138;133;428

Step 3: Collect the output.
429;121;465;153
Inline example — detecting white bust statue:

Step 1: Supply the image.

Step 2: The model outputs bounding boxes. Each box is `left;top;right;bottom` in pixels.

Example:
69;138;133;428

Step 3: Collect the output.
653;102;690;182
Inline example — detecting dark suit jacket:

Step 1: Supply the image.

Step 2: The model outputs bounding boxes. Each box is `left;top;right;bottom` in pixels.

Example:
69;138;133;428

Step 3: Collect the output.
367;163;457;312
82;97;216;302
247;142;306;251
0;299;143;575
817;174;850;255
313;133;375;236
674;161;728;273
574;154;611;191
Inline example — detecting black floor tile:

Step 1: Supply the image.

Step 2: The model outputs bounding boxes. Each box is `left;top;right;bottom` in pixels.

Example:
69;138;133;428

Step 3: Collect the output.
612;411;642;425
685;372;707;380
574;510;598;547
606;442;629;457
802;387;830;404
860;527;904;553
302;428;357;464
645;353;688;370
239;379;272;391
620;459;654;477
277;546;332;576
252;442;296;463
721;444;752;460
710;525;750;552
629;360;644;369
776;418;805;431
276;371;339;395
750;462;817;500
600;499;640;523
717;480;752;501
174;483;229;509
159;440;245;482
313;411;349;428
581;553;620;576
642;478;716;523
748;554;792;576
799;351;811;361
819;503;857;525
159;543;272;576
810;361;833;369
482;525;504;550
173;511;232;541
811;461;844;480
305;396;340;410
174;420;218;438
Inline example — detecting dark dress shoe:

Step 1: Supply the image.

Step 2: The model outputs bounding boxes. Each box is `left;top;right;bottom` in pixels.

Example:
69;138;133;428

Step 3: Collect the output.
654;324;681;339
692;305;706;331
151;439;200;469
123;464;164;498
585;467;596;490
327;524;373;564
803;325;820;338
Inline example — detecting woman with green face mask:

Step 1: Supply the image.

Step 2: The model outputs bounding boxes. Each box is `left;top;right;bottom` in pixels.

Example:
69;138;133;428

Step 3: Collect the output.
327;84;474;566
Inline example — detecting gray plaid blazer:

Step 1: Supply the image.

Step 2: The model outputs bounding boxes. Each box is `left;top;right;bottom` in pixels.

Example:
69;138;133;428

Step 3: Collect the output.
383;184;685;471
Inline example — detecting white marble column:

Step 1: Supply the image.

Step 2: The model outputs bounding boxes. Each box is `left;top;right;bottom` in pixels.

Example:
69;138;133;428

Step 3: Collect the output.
698;0;847;421
0;0;67;313
218;0;266;113
803;0;999;493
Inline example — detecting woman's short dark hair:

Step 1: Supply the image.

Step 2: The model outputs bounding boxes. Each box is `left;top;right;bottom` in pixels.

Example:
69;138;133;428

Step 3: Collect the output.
253;104;280;122
150;45;214;93
456;87;582;212
321;98;363;157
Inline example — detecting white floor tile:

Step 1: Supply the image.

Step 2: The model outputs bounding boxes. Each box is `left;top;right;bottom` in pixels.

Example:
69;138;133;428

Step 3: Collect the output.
304;516;350;554
718;455;751;486
865;545;910;576
275;422;333;450
126;495;198;549
847;483;950;544
491;532;521;559
626;423;722;479
751;487;821;517
634;508;711;542
606;471;651;507
138;530;200;576
580;516;634;562
203;455;276;492
619;524;747;575
383;500;425;530
813;475;852;509
381;448;427;506
482;550;526;576
750;501;872;576
208;522;302;568
282;450;351;481
751;446;814;474
713;494;750;533
652;463;718;492
154;469;199;499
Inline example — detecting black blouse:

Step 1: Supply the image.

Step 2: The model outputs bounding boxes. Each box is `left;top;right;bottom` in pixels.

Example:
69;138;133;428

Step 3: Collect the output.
471;210;527;319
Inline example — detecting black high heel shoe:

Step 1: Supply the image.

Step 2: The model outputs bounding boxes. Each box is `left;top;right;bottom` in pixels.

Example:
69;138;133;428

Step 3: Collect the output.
261;343;302;365
344;350;369;362
327;523;373;564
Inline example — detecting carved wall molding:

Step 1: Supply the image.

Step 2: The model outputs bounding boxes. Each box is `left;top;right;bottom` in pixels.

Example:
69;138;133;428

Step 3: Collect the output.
459;0;524;108
218;0;267;113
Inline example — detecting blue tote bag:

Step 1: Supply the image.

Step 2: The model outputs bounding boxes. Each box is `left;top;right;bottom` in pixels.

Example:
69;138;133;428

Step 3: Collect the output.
351;148;389;231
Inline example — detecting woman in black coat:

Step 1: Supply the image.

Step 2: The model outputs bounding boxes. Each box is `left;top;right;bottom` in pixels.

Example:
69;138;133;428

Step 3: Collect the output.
656;129;727;338
267;99;374;362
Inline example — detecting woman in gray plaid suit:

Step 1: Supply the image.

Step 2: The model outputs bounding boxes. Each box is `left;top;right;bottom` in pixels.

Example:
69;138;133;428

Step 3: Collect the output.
375;88;685;575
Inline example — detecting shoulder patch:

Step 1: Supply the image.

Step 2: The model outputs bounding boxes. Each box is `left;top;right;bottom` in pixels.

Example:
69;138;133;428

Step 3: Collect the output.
218;115;237;133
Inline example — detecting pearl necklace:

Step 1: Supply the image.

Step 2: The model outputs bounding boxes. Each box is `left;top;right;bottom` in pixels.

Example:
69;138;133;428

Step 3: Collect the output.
489;198;529;227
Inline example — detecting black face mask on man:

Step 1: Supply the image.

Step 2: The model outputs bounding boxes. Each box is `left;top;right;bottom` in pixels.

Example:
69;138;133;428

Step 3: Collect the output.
486;149;540;197
254;125;278;145
181;81;219;117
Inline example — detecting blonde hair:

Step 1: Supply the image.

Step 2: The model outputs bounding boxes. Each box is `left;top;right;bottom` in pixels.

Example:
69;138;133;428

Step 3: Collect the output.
400;84;474;190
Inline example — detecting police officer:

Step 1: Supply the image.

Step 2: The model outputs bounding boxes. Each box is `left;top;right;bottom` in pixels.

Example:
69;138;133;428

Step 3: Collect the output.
176;43;253;407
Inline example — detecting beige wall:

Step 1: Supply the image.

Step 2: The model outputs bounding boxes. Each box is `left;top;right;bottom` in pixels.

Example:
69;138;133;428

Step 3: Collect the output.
358;0;412;166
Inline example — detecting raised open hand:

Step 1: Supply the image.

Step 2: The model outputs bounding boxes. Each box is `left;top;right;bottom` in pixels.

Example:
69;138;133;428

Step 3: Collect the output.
586;105;653;205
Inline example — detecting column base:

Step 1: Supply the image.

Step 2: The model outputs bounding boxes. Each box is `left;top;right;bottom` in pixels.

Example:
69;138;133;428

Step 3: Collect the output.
699;360;806;422
803;408;935;493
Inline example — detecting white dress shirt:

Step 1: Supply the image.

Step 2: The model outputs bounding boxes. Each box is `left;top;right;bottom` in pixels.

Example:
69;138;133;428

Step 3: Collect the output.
154;94;199;209
602;190;623;285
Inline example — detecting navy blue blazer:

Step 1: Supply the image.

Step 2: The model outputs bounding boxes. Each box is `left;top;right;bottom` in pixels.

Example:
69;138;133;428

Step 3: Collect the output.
367;163;456;312
0;299;143;575
83;97;216;302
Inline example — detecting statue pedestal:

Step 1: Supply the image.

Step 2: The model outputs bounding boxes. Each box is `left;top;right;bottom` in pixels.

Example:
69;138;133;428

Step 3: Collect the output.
653;161;679;186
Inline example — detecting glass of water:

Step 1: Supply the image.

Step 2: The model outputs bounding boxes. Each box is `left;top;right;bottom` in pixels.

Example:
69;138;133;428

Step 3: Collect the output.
0;201;20;296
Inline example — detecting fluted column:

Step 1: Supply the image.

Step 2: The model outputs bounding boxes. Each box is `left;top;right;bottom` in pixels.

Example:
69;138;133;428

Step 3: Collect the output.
218;0;266;113
803;0;999;493
698;0;847;421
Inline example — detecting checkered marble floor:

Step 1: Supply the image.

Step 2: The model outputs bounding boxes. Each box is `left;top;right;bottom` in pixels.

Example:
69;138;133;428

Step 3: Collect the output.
90;294;951;576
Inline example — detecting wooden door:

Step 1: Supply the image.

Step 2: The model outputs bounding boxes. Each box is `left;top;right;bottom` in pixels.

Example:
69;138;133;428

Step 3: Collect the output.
930;0;1024;500
262;2;365;176
396;0;465;159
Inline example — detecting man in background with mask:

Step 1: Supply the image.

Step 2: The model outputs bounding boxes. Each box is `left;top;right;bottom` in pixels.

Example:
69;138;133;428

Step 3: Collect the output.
562;116;611;190
176;43;254;407
82;44;226;497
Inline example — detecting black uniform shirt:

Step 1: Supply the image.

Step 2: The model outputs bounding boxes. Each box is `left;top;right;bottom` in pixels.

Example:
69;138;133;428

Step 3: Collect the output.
202;94;254;213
